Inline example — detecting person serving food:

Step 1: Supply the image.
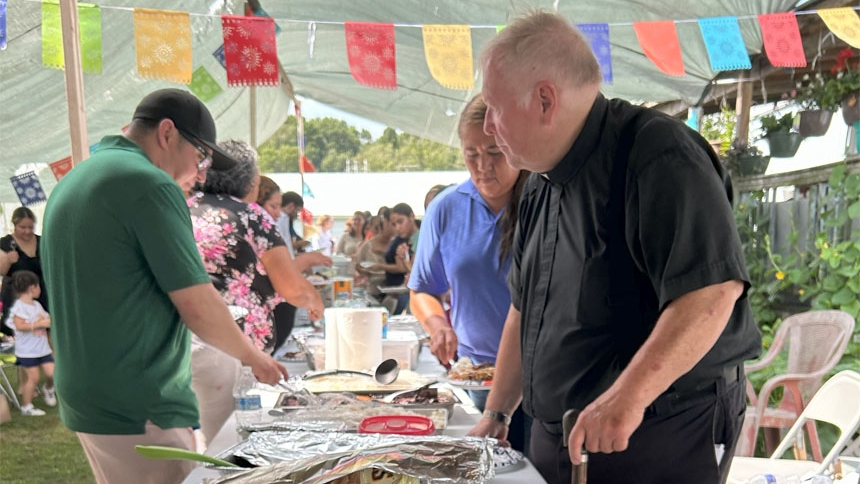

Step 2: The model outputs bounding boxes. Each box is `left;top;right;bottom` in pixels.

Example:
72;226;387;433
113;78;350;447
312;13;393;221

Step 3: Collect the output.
408;93;530;453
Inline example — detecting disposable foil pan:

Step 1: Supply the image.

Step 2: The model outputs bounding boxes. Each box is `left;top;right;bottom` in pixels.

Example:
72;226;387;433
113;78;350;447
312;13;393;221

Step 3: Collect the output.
208;430;494;484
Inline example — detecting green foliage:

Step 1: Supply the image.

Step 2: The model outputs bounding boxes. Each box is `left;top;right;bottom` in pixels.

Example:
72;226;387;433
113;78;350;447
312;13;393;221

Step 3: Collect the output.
759;112;797;137
738;164;860;400
257;116;462;173
700;106;736;156
820;49;860;111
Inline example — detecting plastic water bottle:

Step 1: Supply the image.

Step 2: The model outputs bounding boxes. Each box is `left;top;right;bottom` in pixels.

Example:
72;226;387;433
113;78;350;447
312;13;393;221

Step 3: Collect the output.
232;366;262;430
747;474;801;484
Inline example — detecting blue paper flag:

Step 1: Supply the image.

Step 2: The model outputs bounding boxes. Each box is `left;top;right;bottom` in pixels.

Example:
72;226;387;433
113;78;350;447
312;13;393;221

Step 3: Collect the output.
698;17;751;72
302;181;314;199
10;172;47;206
0;0;8;51
577;23;612;84
212;45;226;69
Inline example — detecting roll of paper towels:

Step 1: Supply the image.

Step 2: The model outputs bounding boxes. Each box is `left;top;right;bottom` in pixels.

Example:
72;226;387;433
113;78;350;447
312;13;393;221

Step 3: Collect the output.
324;308;384;371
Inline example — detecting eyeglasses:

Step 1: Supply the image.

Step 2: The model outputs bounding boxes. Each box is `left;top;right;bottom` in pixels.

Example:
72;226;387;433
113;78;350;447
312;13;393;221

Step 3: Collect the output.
178;129;213;172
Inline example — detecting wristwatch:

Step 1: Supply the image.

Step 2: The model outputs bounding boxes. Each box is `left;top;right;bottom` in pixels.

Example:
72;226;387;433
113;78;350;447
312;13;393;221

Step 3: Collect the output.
482;409;511;426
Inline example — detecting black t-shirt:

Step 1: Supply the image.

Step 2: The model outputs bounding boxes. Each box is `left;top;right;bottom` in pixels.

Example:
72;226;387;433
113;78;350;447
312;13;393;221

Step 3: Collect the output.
508;95;761;424
1;234;48;311
383;235;410;287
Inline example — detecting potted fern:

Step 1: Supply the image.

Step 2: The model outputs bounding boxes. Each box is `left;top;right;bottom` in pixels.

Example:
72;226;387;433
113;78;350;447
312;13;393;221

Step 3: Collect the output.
760;112;803;158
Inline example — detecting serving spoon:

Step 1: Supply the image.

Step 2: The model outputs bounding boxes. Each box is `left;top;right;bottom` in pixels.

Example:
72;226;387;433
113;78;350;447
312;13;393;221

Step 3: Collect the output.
302;358;400;385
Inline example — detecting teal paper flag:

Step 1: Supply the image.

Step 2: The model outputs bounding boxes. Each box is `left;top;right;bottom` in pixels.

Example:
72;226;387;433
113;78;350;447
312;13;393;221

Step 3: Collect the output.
302;181;314;199
698;16;751;72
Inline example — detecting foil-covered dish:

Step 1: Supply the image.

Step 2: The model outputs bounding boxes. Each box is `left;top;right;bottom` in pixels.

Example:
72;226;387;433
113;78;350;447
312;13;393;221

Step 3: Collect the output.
240;390;451;433
208;430;494;484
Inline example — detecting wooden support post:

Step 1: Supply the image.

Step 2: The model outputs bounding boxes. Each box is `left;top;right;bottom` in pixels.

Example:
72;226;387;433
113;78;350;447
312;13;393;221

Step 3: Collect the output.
59;0;88;165
735;78;753;145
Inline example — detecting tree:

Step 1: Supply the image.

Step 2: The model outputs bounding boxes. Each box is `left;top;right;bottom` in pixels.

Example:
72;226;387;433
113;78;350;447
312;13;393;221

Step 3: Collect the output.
257;115;463;172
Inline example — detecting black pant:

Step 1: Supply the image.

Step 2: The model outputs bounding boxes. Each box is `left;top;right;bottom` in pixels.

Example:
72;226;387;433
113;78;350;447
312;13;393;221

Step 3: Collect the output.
270;302;297;355
530;377;746;484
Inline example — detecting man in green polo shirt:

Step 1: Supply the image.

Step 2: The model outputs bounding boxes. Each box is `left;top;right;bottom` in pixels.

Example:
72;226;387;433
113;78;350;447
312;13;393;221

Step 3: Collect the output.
42;89;287;484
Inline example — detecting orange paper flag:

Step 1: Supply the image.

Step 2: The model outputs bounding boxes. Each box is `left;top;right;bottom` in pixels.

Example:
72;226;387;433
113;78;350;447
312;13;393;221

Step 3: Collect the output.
758;13;806;68
422;25;474;90
632;20;685;77
133;9;192;84
49;157;73;181
818;7;860;49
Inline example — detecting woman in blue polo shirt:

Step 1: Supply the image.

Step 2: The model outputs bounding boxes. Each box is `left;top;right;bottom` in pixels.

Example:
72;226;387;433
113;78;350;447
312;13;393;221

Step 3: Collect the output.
408;93;529;453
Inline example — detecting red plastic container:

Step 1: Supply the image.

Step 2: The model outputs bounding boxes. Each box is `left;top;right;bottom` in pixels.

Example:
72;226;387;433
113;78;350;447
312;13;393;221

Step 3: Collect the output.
358;415;435;435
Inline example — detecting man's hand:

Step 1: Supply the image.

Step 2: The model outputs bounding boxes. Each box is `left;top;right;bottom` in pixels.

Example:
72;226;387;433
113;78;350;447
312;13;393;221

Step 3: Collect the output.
242;351;289;386
567;387;646;464
467;417;511;447
429;325;458;363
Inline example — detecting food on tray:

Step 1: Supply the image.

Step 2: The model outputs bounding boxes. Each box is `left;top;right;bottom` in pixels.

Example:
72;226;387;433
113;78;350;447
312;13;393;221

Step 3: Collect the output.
302;369;426;393
448;357;494;382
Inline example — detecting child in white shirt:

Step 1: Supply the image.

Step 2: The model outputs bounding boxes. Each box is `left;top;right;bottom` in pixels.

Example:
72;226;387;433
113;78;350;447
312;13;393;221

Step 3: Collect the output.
3;270;55;416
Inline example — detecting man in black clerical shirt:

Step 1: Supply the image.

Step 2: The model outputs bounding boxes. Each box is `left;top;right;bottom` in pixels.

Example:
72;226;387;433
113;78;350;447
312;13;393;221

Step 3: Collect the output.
467;11;761;484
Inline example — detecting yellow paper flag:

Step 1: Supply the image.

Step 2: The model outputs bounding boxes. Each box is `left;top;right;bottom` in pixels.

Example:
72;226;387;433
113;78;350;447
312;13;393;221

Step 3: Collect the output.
422;25;474;90
133;9;192;84
818;7;860;49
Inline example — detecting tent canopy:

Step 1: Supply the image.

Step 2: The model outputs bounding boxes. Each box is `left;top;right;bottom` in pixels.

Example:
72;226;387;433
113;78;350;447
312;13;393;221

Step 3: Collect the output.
0;0;847;203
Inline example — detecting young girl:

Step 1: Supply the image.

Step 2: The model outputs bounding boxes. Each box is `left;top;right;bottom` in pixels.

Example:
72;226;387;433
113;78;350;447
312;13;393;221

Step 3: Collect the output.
3;270;55;416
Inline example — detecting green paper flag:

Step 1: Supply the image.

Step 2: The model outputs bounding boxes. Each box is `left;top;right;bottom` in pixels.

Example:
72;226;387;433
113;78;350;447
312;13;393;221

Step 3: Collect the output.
495;25;505;33
189;66;222;102
41;1;102;74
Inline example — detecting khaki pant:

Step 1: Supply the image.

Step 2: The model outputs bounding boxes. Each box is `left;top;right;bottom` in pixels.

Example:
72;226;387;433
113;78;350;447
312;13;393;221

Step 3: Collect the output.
77;420;195;484
190;343;240;447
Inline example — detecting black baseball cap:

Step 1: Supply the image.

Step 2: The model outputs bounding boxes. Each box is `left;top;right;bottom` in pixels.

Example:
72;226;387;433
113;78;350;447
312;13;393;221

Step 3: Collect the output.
132;88;238;171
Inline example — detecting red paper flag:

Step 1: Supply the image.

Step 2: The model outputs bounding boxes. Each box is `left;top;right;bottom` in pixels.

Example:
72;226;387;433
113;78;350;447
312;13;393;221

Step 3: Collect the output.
758;13;806;68
300;155;316;173
632;20;685;77
300;207;313;225
221;15;279;87
344;22;396;90
50;157;74;181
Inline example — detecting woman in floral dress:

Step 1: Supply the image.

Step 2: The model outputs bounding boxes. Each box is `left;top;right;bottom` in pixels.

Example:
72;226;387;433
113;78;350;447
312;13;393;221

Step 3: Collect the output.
187;140;323;446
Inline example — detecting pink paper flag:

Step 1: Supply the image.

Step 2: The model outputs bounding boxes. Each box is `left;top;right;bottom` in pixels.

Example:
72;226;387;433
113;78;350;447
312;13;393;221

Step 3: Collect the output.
758;13;806;68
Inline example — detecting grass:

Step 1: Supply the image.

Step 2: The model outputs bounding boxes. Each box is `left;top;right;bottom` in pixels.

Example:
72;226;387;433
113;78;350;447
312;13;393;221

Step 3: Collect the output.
0;364;94;484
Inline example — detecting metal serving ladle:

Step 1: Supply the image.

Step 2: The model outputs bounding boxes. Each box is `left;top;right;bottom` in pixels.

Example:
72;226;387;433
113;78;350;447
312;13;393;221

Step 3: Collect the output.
302;358;400;385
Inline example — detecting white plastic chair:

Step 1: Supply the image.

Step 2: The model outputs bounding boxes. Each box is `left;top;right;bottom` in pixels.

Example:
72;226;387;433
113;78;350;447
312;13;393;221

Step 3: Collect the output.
729;370;860;483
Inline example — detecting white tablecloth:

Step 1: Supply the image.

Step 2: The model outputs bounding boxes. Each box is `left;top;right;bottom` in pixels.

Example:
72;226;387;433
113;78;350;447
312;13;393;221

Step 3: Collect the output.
181;343;547;484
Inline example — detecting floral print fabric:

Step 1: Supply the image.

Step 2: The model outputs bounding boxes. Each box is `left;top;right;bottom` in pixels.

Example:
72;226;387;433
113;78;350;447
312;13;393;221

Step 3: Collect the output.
188;192;285;350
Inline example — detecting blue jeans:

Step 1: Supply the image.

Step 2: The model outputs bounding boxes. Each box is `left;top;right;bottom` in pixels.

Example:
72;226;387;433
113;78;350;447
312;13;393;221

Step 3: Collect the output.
393;293;410;315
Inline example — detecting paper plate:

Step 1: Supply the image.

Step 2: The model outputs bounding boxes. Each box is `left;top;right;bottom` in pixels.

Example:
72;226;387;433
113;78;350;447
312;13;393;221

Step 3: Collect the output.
493;446;525;473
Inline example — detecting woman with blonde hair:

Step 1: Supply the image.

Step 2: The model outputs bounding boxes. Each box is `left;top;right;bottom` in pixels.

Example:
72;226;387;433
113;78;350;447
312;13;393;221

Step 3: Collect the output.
311;214;335;256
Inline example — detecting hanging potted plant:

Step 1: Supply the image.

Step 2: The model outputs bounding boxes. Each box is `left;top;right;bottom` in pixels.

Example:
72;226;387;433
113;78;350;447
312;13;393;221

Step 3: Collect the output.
760;112;803;158
820;48;860;126
724;139;770;177
786;73;834;137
